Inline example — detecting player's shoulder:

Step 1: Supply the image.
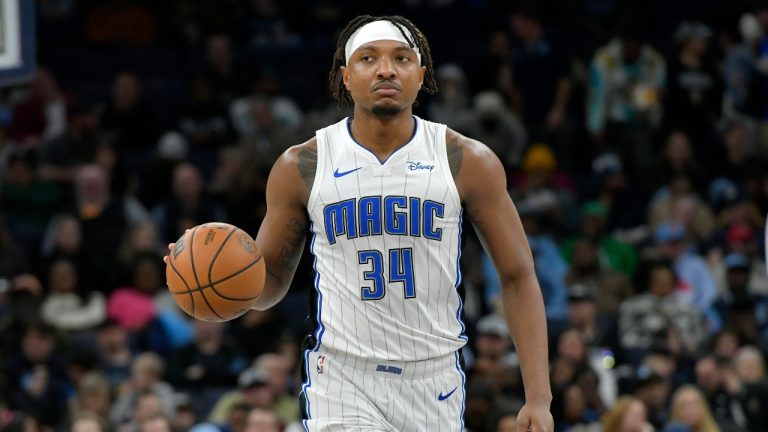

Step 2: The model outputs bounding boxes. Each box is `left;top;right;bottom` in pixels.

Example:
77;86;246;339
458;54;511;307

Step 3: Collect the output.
445;128;503;179
281;137;318;165
273;137;318;196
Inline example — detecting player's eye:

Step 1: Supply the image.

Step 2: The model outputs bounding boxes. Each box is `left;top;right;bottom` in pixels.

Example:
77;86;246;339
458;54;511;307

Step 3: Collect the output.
360;55;373;62
396;55;410;62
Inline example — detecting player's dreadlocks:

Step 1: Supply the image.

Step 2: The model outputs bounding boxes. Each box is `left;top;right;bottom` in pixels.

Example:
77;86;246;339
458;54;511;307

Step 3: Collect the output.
329;15;438;108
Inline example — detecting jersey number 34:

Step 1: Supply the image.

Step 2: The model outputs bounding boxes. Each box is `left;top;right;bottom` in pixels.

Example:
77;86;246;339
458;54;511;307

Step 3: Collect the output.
358;248;415;300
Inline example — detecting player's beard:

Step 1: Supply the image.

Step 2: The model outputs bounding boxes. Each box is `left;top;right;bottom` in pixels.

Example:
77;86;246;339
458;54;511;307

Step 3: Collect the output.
371;103;402;117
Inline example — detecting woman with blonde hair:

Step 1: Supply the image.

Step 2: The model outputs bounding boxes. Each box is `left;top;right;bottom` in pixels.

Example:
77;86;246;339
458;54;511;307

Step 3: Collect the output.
602;396;653;432
666;385;720;432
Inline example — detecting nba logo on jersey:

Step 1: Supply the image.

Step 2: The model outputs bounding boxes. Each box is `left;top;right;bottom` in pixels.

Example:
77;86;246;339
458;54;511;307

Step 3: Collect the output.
317;355;326;374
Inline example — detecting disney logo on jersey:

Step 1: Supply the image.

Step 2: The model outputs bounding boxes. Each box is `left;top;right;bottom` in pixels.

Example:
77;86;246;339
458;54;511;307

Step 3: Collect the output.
406;161;436;172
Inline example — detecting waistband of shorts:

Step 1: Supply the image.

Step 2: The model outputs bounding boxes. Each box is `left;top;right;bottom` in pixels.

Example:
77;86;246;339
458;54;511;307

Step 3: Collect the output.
316;346;461;379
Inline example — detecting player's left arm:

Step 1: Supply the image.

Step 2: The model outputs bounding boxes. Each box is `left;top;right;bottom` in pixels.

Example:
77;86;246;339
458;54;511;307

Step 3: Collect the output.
450;130;553;432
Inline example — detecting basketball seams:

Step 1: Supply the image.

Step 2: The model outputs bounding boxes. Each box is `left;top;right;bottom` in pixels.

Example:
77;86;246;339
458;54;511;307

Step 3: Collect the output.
188;225;226;321
168;246;196;317
207;225;239;286
169;253;264;301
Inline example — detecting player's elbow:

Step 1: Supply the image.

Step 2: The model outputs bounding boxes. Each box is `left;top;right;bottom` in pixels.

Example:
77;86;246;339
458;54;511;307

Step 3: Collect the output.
498;267;538;295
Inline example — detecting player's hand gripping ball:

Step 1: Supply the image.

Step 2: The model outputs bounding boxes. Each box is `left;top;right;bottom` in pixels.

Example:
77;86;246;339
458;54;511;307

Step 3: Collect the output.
165;223;265;321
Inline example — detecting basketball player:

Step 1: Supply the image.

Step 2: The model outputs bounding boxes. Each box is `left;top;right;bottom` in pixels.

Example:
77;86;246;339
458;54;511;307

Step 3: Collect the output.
168;15;552;432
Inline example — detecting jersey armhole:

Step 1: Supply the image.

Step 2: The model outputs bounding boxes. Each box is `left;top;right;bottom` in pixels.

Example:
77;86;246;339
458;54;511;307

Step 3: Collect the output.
307;131;327;212
437;125;462;207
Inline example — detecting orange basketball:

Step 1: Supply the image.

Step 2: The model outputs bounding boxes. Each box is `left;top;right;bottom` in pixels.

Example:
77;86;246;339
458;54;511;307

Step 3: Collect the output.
165;222;265;322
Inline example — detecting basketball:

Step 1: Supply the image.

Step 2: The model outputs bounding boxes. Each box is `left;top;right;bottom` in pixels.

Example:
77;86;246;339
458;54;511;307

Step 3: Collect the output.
165;222;265;322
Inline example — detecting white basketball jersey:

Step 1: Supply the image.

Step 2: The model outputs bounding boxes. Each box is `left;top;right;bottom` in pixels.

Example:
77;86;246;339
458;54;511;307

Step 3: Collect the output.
307;116;466;362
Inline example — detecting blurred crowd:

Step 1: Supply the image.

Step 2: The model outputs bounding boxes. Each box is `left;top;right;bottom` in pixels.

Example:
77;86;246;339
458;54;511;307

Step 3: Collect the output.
1;0;768;431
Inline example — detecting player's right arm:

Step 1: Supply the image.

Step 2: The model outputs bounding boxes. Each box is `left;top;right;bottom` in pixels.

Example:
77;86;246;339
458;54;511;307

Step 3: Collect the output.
249;139;316;310
163;141;314;310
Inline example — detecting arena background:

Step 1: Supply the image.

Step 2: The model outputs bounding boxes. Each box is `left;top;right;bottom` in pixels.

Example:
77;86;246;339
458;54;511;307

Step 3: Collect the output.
1;0;768;431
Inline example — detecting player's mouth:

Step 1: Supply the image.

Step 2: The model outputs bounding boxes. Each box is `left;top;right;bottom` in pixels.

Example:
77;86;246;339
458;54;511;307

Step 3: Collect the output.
373;82;401;96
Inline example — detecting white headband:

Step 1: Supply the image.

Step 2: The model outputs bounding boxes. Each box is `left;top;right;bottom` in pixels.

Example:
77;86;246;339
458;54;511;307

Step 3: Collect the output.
344;20;421;65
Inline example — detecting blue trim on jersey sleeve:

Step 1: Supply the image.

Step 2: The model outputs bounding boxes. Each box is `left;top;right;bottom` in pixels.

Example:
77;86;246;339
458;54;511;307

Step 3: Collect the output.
346;116;419;165
455;210;467;340
301;224;324;430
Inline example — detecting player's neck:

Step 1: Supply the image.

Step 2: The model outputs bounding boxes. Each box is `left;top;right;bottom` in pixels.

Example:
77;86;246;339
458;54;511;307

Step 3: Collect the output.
349;108;415;159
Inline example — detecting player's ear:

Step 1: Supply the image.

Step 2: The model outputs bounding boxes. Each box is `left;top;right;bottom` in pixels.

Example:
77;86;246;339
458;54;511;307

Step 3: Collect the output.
419;66;426;87
341;66;351;90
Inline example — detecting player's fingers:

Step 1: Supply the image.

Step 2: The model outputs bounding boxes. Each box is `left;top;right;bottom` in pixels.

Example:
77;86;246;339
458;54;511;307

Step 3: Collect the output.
163;255;169;264
530;415;552;432
168;242;175;251
517;414;531;432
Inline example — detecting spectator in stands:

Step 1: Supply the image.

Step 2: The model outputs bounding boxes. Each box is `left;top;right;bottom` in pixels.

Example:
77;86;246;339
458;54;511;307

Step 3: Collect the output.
722;13;763;121
67;164;149;291
586;23;666;179
650;131;707;197
633;369;670;430
96;319;134;389
648;175;715;245
619;260;707;360
1;149;61;261
100;72;157;153
232;96;302;171
694;355;744;431
730;346;768;432
562;200;638;277
252;353;298;424
171;394;197;431
179;76;235;151
152;162;226;244
713;253;768;342
115;391;165;432
9;69;68;146
208;146;267;236
665;22;723;167
564;239;634;319
0;219;30;280
117;222;163;283
715;120;765;184
427;63;474;133
70;411;109;432
110;353;175;427
39;214;82;278
200;35;249;106
664;385;721;432
167;320;246;389
245;407;280;432
509;4;574;167
107;255;159;332
600;395;651;432
209;367;272;424
40;257;106;332
73;372;113;423
653;222;718;324
225;403;250;432
209;352;298;426
552;383;602;432
139;415;172;432
3;321;70;428
464;91;527;169
560;283;624;366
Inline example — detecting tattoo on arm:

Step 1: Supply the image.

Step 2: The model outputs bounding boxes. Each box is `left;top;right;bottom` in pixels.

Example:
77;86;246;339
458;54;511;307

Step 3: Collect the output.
447;136;463;179
297;145;318;191
277;217;307;271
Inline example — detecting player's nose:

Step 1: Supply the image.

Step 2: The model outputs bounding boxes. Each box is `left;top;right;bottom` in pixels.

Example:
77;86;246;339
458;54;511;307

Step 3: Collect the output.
376;57;396;79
